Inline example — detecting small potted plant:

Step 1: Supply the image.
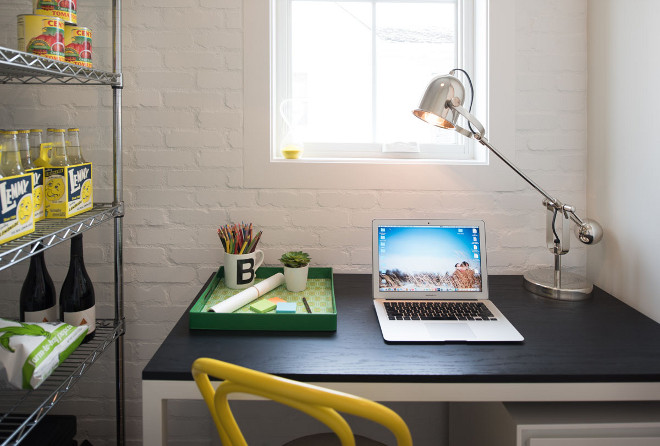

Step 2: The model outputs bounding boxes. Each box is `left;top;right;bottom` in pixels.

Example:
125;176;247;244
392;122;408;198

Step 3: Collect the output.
279;251;311;292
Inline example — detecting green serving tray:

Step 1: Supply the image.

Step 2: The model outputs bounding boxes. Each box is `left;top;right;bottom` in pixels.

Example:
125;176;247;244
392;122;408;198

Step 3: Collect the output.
189;266;336;331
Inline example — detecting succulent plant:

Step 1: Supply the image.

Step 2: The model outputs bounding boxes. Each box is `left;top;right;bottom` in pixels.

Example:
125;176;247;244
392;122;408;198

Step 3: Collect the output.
279;251;311;268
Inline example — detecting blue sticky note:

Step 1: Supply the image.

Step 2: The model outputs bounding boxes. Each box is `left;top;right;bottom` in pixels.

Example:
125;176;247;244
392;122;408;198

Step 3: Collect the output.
276;302;297;314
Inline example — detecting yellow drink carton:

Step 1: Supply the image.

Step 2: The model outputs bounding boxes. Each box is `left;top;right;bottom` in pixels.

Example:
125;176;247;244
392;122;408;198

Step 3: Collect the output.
25;167;45;222
0;173;34;244
45;162;92;219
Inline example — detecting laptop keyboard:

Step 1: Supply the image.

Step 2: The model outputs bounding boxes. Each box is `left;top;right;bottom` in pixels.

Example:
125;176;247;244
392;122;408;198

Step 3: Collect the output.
384;301;497;321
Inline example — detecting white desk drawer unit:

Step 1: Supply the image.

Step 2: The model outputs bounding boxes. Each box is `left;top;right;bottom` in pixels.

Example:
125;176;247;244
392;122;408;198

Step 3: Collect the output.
449;402;660;446
530;439;659;446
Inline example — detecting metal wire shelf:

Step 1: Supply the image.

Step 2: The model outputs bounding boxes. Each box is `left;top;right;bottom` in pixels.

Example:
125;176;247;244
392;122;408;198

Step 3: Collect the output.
0;46;121;85
1;1;125;442
0;319;124;446
0;203;121;271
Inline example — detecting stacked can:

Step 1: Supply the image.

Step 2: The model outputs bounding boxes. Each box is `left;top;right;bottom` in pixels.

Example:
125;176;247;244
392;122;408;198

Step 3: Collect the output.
64;25;92;68
17;0;92;68
17;14;65;62
33;0;77;24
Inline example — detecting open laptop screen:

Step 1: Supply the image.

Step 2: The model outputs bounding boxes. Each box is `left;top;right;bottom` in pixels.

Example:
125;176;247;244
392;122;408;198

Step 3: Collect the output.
375;221;483;293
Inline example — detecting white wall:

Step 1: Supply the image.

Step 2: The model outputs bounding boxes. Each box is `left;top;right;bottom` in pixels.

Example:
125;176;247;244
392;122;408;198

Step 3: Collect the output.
587;0;660;323
0;0;589;444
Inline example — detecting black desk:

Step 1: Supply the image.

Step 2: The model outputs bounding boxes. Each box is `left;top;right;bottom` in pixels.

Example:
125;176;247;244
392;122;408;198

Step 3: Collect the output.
142;274;660;445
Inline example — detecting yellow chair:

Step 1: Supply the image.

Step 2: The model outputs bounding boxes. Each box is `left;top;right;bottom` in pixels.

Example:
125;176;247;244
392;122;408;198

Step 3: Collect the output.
191;357;413;446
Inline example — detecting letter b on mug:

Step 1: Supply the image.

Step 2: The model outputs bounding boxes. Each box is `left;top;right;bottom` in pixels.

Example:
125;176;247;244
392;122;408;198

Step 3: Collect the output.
223;250;264;289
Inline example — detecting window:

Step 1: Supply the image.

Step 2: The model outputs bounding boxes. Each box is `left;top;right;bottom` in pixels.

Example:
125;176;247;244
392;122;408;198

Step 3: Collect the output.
243;0;515;190
271;0;487;162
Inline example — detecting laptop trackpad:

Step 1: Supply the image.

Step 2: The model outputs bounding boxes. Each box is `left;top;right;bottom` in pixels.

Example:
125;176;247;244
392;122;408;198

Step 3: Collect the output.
424;323;477;341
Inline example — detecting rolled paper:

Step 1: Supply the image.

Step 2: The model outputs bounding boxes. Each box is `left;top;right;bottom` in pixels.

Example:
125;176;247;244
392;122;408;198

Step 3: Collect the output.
208;287;258;313
209;273;285;313
253;273;285;296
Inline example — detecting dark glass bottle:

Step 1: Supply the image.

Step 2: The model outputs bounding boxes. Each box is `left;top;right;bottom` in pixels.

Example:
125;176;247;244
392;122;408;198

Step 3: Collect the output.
20;243;57;323
60;234;95;343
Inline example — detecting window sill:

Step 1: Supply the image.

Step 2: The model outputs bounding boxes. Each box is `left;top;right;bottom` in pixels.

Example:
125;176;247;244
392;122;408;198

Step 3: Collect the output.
246;153;518;191
271;156;488;165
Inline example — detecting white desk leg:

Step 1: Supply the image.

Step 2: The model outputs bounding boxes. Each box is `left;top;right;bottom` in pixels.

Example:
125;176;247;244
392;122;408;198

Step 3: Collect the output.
142;380;167;446
142;380;205;445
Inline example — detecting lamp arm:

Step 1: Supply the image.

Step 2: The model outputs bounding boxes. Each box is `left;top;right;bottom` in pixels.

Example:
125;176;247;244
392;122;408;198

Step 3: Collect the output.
452;104;559;204
477;136;558;204
451;103;594;236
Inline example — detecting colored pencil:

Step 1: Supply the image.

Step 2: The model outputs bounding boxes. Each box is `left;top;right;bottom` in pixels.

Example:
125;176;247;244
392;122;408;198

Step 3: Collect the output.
218;223;262;254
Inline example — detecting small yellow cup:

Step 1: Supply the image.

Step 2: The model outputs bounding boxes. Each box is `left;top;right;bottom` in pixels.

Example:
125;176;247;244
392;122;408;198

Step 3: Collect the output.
281;145;303;159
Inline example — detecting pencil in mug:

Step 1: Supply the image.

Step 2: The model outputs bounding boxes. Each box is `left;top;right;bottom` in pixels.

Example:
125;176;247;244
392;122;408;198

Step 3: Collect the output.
245;231;262;253
218;223;262;254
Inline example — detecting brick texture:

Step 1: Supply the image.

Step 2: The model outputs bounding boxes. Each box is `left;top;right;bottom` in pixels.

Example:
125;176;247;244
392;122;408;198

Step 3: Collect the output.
0;0;588;444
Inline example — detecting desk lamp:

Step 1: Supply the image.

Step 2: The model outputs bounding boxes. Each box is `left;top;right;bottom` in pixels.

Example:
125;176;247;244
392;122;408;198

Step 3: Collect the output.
413;69;602;301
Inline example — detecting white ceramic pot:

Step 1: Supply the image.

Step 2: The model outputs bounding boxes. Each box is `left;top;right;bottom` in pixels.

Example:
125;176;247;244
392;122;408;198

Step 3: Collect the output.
284;265;309;292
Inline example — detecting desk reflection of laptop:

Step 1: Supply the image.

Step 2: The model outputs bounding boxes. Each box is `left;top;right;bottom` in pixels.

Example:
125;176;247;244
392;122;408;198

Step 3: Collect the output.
372;219;524;343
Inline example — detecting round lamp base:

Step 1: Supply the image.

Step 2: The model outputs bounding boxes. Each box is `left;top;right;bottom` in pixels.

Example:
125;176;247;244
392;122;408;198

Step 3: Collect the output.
523;267;593;301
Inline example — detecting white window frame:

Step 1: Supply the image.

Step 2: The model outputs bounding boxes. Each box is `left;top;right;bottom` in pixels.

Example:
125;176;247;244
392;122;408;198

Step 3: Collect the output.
271;0;482;163
244;0;517;191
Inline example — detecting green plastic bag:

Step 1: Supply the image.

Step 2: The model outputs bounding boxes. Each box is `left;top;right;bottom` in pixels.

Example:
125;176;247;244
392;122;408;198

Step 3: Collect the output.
0;318;87;390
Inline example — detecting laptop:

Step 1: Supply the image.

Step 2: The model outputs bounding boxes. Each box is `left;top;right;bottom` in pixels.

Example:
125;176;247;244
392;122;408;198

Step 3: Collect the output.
372;219;524;342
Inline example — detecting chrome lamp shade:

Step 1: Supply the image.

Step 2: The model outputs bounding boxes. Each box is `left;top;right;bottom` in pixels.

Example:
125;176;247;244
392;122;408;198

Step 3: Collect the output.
413;71;602;301
413;74;466;130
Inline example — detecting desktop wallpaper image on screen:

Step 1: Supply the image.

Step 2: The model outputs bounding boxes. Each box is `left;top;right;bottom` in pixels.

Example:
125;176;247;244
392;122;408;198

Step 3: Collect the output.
378;226;482;292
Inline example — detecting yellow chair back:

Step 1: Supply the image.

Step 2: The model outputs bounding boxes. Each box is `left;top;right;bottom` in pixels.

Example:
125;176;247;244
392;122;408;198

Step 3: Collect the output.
191;357;413;446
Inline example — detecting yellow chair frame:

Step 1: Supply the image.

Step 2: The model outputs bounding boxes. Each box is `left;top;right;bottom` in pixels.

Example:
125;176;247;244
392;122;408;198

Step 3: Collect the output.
191;357;413;446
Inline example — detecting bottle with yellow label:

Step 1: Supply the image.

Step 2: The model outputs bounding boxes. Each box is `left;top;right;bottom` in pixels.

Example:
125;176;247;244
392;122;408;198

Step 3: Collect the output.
47;128;70;167
17;130;36;170
1;131;26;176
44;128;71;217
30;129;46;166
66;128;86;164
19;129;45;222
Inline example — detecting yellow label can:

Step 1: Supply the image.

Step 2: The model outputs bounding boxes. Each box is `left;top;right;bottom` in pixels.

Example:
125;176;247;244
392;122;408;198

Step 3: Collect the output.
64;25;92;68
33;0;77;25
17;14;65;62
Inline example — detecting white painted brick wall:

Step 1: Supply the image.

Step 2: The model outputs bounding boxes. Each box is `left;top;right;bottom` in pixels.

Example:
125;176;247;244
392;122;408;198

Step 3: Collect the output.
0;0;588;444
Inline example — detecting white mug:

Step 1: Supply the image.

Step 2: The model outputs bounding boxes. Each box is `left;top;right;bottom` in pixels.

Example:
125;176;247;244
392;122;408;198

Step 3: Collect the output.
223;250;264;290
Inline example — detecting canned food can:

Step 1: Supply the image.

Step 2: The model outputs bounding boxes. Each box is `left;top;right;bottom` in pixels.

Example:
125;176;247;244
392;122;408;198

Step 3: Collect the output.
64;25;92;68
17;14;65;62
33;0;77;25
